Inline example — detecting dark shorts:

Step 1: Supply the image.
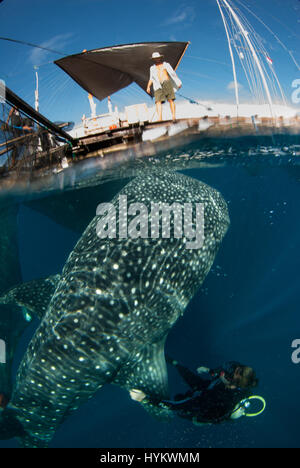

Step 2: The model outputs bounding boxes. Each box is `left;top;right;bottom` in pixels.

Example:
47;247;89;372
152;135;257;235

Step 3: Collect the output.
154;80;175;103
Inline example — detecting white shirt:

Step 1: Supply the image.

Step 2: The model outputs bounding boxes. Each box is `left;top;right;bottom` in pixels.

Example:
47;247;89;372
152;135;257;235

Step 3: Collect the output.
149;62;182;92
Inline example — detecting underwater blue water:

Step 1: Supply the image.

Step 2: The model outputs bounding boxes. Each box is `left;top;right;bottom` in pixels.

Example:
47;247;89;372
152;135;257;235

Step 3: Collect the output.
0;159;300;448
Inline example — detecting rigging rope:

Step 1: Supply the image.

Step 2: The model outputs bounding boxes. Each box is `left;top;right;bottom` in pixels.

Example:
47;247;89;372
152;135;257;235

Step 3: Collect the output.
0;37;65;56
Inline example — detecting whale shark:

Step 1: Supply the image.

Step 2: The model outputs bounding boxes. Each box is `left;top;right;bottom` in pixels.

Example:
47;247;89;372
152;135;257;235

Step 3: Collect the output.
0;170;230;447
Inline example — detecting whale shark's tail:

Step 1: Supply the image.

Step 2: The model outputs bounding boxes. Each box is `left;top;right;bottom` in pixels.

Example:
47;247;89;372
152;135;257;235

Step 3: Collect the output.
0;404;51;447
0;407;47;447
0;407;24;441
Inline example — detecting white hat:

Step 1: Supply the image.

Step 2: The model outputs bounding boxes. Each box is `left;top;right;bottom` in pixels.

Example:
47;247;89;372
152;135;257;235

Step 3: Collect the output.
151;52;164;60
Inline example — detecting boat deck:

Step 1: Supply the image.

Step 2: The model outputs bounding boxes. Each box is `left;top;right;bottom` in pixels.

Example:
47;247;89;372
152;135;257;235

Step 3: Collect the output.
0;115;299;195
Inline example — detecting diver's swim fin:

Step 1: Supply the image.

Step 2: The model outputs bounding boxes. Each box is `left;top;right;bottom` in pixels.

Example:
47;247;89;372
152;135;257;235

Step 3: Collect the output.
0;275;61;320
165;354;179;367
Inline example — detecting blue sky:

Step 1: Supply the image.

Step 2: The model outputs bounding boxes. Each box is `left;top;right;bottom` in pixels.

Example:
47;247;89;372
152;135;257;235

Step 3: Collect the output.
0;0;299;123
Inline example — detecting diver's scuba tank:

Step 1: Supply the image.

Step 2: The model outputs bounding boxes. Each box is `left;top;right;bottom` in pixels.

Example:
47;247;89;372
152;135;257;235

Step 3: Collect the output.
230;395;266;420
192;396;266;426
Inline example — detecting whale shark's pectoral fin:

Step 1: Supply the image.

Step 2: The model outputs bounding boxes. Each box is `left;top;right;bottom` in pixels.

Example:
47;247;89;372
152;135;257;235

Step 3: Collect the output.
114;339;172;420
115;340;169;399
0;275;60;320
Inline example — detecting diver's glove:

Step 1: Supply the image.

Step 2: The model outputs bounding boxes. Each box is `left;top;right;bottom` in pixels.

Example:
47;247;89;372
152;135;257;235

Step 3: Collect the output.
130;389;146;402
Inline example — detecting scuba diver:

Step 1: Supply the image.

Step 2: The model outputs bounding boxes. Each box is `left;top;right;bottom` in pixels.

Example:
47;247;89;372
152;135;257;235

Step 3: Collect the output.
131;357;263;425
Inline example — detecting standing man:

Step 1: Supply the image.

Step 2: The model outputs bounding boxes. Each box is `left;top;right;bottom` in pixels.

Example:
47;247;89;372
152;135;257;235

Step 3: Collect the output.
6;108;23;167
147;52;182;122
6;108;35;167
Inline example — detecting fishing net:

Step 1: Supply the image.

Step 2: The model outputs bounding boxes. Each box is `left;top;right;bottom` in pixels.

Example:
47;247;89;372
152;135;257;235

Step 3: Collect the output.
0;101;69;178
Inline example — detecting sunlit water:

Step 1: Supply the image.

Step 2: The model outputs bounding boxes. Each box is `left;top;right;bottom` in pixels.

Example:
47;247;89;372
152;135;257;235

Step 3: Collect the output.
0;133;300;448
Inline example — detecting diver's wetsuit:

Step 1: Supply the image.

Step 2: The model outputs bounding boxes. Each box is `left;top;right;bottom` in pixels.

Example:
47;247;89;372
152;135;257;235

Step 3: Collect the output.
149;361;250;424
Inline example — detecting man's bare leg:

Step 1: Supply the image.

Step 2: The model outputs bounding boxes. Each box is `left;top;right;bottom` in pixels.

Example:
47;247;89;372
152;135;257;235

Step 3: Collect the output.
156;101;163;121
169;100;176;122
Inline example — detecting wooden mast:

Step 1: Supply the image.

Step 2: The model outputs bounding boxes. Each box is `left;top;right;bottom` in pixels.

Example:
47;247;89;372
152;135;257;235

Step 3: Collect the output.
175;42;191;71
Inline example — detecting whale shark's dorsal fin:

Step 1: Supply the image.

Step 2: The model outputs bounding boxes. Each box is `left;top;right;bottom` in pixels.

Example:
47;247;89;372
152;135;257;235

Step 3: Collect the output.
0;275;60;320
114;339;169;400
